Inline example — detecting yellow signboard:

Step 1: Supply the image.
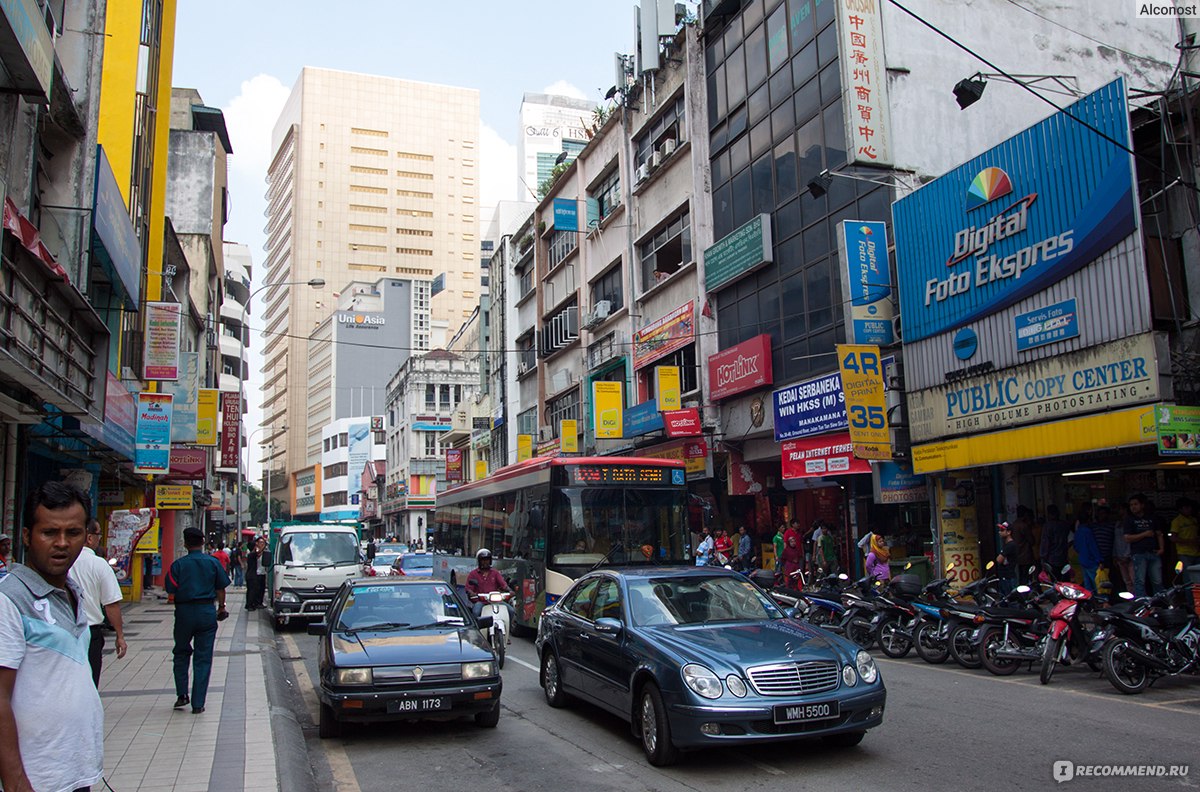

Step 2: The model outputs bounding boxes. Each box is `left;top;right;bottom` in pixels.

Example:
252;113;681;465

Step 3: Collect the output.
655;366;681;411
936;477;981;587
560;419;578;453
474;459;488;480
154;485;193;510
135;519;160;552
517;434;533;462
837;344;891;460
197;388;219;445
593;381;624;439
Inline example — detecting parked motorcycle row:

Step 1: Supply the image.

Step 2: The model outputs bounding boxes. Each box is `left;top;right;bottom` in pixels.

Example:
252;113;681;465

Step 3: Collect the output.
752;561;1200;696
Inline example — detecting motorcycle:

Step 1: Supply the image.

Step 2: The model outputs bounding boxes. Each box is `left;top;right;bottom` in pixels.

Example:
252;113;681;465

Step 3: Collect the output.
975;584;1053;677
1038;576;1102;684
481;591;513;669
1097;563;1200;695
911;578;955;665
870;571;924;659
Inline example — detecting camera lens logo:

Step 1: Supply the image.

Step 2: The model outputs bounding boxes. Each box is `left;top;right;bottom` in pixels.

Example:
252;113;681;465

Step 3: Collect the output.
966;166;1013;211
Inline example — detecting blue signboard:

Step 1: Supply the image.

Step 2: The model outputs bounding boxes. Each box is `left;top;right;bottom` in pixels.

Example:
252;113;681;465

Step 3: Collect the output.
1014;298;1079;352
624;400;664;437
772;356;895;442
92;146;142;308
553;198;578;232
772;371;846;442
134;393;173;474
893;79;1135;344
839;220;894;345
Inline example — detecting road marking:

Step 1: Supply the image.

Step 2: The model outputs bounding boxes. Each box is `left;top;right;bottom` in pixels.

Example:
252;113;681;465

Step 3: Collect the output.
734;752;785;776
281;633;362;792
507;655;540;673
874;656;1196;713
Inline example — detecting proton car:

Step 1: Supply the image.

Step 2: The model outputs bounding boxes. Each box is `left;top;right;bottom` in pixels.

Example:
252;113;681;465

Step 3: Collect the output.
535;567;885;765
309;577;502;737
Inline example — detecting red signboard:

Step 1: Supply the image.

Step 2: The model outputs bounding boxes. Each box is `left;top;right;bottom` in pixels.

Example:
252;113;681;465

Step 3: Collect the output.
445;449;463;482
663;408;702;437
220;391;240;468
633;301;694;370
708;334;773;401
168;448;208;479
781;432;872;480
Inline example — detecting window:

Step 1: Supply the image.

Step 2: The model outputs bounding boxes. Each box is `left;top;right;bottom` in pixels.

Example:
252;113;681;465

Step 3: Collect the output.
546;388;581;430
548;229;577;269
439;384;451;411
591;264;623;312
423;431;439;457
425;384;436;410
639;210;691;289
517;407;538;437
339;433;348;447
564;578;600;619
642;345;699;396
518;264;534;299
634;95;687;168
517;336;536;373
593;578;623;621
323;438;330;452
591;168;621;223
323;463;348;479
323;492;348;507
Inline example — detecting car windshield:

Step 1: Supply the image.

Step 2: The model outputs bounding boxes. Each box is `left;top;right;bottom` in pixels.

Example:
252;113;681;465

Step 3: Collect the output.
279;531;359;567
401;555;433;571
371;553;400;568
625;575;785;626
336;583;465;631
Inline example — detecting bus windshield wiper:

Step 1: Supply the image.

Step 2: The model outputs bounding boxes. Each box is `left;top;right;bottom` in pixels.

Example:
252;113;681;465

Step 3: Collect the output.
588;540;624;573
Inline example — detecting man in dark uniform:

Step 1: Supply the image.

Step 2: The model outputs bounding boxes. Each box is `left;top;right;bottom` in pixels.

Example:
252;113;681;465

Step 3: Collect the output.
165;527;229;713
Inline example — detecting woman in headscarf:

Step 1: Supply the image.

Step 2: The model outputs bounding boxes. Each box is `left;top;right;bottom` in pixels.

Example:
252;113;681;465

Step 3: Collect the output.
865;534;891;581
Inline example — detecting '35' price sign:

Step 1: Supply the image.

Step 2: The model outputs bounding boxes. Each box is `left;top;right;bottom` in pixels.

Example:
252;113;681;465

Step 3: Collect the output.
837;345;892;460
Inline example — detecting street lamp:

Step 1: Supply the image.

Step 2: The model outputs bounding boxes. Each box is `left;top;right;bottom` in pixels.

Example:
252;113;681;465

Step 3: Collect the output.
259;427;285;530
248;277;325;304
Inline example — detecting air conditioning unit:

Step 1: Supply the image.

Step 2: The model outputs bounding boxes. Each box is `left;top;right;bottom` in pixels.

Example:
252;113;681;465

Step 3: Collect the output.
650;150;663;169
661;138;677;157
891;315;903;344
538;425;554;442
592;299;611;324
473;392;484;405
635;163;651;184
516;361;530;375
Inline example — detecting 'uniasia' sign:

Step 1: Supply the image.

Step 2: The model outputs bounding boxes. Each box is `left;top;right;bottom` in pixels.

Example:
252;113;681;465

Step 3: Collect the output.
338;313;385;327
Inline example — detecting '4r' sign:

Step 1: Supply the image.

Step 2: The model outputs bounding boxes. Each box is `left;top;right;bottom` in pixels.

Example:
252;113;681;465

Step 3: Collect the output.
836;345;892;460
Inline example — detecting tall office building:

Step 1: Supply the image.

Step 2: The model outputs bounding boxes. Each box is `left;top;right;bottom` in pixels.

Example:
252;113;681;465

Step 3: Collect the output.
516;93;594;200
263;67;480;499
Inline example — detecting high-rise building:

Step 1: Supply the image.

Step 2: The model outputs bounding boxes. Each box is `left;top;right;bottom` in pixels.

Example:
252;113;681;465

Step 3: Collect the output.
516;93;594;200
263;67;480;503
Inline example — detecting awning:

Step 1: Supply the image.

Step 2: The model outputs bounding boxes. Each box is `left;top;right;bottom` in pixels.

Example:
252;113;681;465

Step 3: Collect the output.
912;405;1157;475
3;197;67;280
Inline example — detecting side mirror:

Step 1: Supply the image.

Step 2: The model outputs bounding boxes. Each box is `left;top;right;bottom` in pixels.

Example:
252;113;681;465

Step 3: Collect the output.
306;622;328;636
477;615;494;630
594;617;622;636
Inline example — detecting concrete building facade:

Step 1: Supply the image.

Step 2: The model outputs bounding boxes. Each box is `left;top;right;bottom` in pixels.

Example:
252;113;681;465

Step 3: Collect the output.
517;93;595;200
263;67;480;506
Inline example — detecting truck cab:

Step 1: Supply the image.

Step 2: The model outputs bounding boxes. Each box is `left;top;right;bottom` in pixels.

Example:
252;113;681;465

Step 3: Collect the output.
270;525;361;629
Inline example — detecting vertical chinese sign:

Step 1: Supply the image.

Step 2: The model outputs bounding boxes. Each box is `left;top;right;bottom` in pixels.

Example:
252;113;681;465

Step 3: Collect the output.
835;0;893;167
220;391;240;468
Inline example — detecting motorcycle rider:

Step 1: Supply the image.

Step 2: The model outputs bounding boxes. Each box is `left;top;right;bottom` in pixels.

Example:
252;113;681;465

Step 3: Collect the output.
465;548;514;623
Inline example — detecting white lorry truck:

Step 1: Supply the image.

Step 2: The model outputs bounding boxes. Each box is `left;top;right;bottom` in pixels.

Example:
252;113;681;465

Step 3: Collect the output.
268;524;362;629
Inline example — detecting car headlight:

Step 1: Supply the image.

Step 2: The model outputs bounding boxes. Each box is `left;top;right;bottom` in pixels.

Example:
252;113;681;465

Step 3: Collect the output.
725;674;748;698
855;650;878;684
278;591;299;604
335;667;373;685
682;663;723;699
462;661;496;679
842;664;858;687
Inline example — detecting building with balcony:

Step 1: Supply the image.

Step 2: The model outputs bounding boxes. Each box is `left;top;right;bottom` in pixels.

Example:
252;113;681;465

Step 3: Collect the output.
220;243;252;395
383;350;478;541
262;67;481;510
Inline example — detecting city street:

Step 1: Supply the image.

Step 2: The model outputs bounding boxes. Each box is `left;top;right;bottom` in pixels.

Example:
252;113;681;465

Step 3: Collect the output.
274;619;1200;792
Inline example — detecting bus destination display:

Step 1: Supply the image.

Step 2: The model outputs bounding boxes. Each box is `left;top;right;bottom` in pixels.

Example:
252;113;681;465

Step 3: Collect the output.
568;465;671;485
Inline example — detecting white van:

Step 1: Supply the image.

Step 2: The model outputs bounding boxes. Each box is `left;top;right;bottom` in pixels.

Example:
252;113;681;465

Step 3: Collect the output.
269;525;361;629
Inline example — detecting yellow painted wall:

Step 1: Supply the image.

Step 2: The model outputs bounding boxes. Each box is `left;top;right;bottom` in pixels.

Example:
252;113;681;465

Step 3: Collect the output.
96;0;178;305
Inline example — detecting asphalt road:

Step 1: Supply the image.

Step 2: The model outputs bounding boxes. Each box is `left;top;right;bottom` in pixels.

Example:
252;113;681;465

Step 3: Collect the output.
274;624;1200;792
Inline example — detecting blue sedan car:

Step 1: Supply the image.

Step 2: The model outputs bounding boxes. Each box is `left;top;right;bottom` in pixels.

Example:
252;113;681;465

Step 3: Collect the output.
535;567;885;766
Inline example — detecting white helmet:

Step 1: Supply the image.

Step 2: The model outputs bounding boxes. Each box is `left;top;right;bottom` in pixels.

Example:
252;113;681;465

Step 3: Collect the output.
476;548;492;563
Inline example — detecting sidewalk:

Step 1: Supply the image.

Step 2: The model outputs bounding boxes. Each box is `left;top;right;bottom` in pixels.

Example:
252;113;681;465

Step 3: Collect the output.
98;591;279;792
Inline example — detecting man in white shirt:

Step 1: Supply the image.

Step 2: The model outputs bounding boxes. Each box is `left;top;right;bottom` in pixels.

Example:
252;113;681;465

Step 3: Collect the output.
69;519;127;686
0;481;104;792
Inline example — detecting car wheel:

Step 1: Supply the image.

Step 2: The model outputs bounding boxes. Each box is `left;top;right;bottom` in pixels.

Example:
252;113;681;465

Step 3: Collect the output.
475;704;500;728
541;650;570;708
638;682;679;767
318;702;342;739
822;730;866;748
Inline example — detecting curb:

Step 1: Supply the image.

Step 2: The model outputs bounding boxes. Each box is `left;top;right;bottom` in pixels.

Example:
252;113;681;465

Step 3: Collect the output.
262;619;319;792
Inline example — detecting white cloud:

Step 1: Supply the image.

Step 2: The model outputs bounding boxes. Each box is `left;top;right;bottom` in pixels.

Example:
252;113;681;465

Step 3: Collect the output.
479;123;521;219
219;73;291;484
540;80;588;101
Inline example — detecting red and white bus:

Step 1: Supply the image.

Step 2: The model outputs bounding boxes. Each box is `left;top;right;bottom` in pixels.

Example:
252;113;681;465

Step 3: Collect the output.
431;456;690;631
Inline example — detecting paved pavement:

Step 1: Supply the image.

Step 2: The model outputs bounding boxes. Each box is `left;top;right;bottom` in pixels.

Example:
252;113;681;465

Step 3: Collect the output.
98;591;278;792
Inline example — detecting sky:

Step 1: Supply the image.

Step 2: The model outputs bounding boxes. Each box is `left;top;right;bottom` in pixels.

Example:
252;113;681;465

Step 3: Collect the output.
171;1;649;483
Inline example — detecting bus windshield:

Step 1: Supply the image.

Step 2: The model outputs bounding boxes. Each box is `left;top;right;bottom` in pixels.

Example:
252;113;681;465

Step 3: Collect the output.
550;486;687;567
